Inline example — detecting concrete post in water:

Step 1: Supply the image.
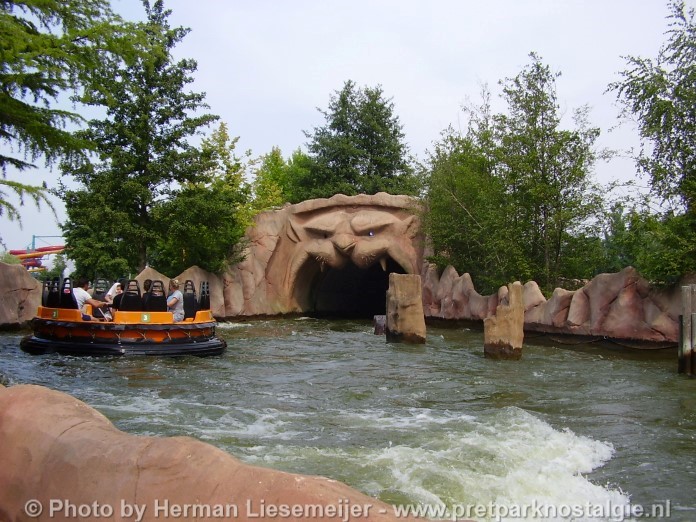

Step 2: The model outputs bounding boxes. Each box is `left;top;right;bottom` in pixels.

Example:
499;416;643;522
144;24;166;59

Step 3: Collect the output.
385;274;426;344
679;285;695;375
484;281;524;360
692;311;696;376
373;315;386;335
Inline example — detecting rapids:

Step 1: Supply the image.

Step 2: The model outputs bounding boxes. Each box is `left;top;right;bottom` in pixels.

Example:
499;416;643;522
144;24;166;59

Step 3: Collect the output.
1;318;694;521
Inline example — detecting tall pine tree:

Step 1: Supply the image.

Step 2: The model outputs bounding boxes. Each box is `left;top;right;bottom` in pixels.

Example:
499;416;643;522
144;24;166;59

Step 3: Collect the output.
60;0;219;277
0;0;142;238
292;80;418;200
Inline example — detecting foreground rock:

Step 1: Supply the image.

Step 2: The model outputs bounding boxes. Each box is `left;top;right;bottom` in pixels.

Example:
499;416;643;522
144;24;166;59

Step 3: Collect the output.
0;384;417;522
386;274;426;343
483;282;524;359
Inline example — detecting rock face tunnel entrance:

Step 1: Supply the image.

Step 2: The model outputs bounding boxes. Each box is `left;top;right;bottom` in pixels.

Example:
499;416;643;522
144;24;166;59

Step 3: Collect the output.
294;257;406;318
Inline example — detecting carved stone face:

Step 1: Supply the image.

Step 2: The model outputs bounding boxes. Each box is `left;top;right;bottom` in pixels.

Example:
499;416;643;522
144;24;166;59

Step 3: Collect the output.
285;209;417;279
233;194;423;316
279;205;420;301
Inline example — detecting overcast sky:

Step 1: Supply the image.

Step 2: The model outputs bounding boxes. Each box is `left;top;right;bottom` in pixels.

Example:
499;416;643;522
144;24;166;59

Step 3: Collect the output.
2;0;689;252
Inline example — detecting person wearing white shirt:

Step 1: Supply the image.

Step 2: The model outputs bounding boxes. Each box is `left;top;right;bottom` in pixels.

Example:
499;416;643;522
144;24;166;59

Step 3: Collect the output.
74;277;109;318
166;279;185;322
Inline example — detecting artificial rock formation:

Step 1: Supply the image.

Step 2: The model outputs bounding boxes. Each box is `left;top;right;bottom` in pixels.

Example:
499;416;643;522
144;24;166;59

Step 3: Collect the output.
423;265;680;344
483;282;524;359
385;274;426;343
224;193;423;317
0;384;415;522
0;262;41;328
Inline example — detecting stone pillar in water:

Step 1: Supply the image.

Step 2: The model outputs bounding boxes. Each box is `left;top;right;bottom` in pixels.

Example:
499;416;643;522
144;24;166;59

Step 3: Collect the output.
373;315;386;335
385;274;426;344
484;281;524;359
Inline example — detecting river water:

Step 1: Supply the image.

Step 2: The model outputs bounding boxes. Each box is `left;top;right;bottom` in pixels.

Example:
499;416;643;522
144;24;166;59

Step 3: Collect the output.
1;318;695;521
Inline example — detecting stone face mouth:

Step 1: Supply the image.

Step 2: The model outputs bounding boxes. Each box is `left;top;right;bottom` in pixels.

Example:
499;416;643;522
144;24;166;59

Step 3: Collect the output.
284;241;412;295
282;211;418;298
286;248;409;317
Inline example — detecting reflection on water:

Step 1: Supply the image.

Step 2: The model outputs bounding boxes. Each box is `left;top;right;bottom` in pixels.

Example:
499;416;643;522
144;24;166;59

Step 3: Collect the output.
1;318;695;520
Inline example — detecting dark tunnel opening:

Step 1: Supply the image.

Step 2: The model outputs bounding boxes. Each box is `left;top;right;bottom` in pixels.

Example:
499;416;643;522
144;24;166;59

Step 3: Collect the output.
295;257;407;318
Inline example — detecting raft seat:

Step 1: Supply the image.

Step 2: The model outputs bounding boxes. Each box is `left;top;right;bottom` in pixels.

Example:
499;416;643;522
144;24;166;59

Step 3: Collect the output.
119;280;143;311
183;279;197;319
44;277;61;308
92;278;109;301
144;280;168;312
59;278;78;309
194;310;214;322
37;307;85;321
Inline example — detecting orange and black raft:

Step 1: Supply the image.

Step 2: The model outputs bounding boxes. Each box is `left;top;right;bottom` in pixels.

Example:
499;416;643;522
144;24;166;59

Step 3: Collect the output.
21;278;227;357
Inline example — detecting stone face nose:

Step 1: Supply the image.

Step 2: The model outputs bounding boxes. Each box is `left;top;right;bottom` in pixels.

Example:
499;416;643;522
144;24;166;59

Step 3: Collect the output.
331;233;356;254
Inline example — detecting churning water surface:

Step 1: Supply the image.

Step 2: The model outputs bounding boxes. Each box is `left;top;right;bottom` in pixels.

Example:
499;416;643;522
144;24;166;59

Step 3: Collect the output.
1;318;695;521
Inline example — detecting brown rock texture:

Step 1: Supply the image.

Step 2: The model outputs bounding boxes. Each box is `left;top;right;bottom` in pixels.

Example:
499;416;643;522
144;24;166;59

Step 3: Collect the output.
0;262;41;327
423;265;497;321
386;274;426;343
422;266;680;344
223;193;423;317
0;384;418;522
484;282;524;359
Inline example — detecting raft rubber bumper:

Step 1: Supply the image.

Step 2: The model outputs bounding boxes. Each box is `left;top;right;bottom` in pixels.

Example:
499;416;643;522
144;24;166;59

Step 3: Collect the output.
20;335;227;357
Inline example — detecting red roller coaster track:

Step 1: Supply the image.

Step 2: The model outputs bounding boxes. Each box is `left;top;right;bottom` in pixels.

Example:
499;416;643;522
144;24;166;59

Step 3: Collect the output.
9;245;65;269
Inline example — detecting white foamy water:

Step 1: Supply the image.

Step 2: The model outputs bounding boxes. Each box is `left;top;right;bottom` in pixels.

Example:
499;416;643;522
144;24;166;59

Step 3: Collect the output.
197;404;629;521
216;322;252;330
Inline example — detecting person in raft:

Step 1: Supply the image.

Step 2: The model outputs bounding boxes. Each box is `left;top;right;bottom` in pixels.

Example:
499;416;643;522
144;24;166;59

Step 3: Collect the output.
105;280;123;304
74;277;110;320
167;278;185;322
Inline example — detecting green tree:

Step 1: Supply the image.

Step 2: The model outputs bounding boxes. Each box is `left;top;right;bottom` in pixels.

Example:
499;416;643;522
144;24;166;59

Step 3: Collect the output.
41;253;67;281
150;122;250;274
424;56;606;293
424;89;523;294
150;176;248;274
295;80;418;200
494;53;605;289
0;0;140;236
609;0;696;281
425;129;518;294
59;0;219;278
0;251;20;264
283;149;314;204
250;147;288;212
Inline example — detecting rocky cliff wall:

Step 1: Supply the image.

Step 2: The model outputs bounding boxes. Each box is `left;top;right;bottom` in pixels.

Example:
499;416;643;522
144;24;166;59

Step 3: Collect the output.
422;264;679;344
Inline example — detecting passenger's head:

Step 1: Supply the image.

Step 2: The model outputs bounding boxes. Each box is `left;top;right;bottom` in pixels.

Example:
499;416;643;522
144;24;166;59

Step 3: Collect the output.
169;278;180;290
143;279;152;292
75;276;90;289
